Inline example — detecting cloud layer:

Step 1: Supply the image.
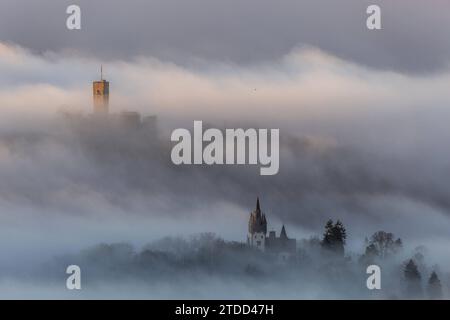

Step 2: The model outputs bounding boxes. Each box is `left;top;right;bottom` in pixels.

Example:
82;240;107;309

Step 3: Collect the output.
0;39;450;297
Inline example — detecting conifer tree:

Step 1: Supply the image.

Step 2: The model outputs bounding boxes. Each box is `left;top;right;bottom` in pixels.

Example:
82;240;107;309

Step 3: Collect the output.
427;271;443;299
404;259;422;298
322;219;334;247
321;219;346;256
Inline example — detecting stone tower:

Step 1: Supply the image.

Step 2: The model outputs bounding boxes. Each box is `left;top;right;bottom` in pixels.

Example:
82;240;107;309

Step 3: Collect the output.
247;197;267;251
93;66;109;115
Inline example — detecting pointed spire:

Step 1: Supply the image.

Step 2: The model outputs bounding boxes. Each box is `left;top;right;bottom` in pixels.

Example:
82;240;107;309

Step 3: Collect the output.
101;65;103;81
249;197;267;235
280;225;288;239
254;197;262;219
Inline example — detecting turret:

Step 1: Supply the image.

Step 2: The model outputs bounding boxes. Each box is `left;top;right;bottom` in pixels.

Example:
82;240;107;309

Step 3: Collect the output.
280;225;288;239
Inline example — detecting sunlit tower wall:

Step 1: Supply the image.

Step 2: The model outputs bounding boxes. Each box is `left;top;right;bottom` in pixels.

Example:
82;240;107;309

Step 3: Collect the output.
93;67;109;115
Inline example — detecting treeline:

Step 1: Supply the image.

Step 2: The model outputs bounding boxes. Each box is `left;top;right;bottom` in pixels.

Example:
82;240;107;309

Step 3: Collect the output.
50;221;447;299
313;219;444;299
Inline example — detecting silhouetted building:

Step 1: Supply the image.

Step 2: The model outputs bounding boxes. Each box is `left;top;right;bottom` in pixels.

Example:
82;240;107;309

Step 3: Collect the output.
247;198;267;251
247;198;296;260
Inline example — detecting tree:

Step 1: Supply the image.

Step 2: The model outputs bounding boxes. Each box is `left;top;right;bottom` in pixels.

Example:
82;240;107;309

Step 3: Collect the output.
404;259;422;298
321;219;346;256
333;220;347;244
364;243;379;257
427;271;443;300
363;231;402;260
322;219;334;247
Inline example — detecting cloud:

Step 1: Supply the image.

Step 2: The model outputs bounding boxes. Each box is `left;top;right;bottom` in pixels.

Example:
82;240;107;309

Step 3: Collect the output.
1;0;450;73
0;41;450;296
2;41;450;123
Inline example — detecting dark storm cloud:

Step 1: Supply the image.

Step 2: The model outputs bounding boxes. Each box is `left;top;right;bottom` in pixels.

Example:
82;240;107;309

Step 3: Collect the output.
0;0;449;73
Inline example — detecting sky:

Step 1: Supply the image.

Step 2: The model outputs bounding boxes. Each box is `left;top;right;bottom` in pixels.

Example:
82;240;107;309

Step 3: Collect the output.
0;0;449;73
0;1;450;295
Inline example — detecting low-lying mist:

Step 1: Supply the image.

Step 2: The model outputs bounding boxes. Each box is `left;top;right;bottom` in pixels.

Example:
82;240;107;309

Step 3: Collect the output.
2;232;448;299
